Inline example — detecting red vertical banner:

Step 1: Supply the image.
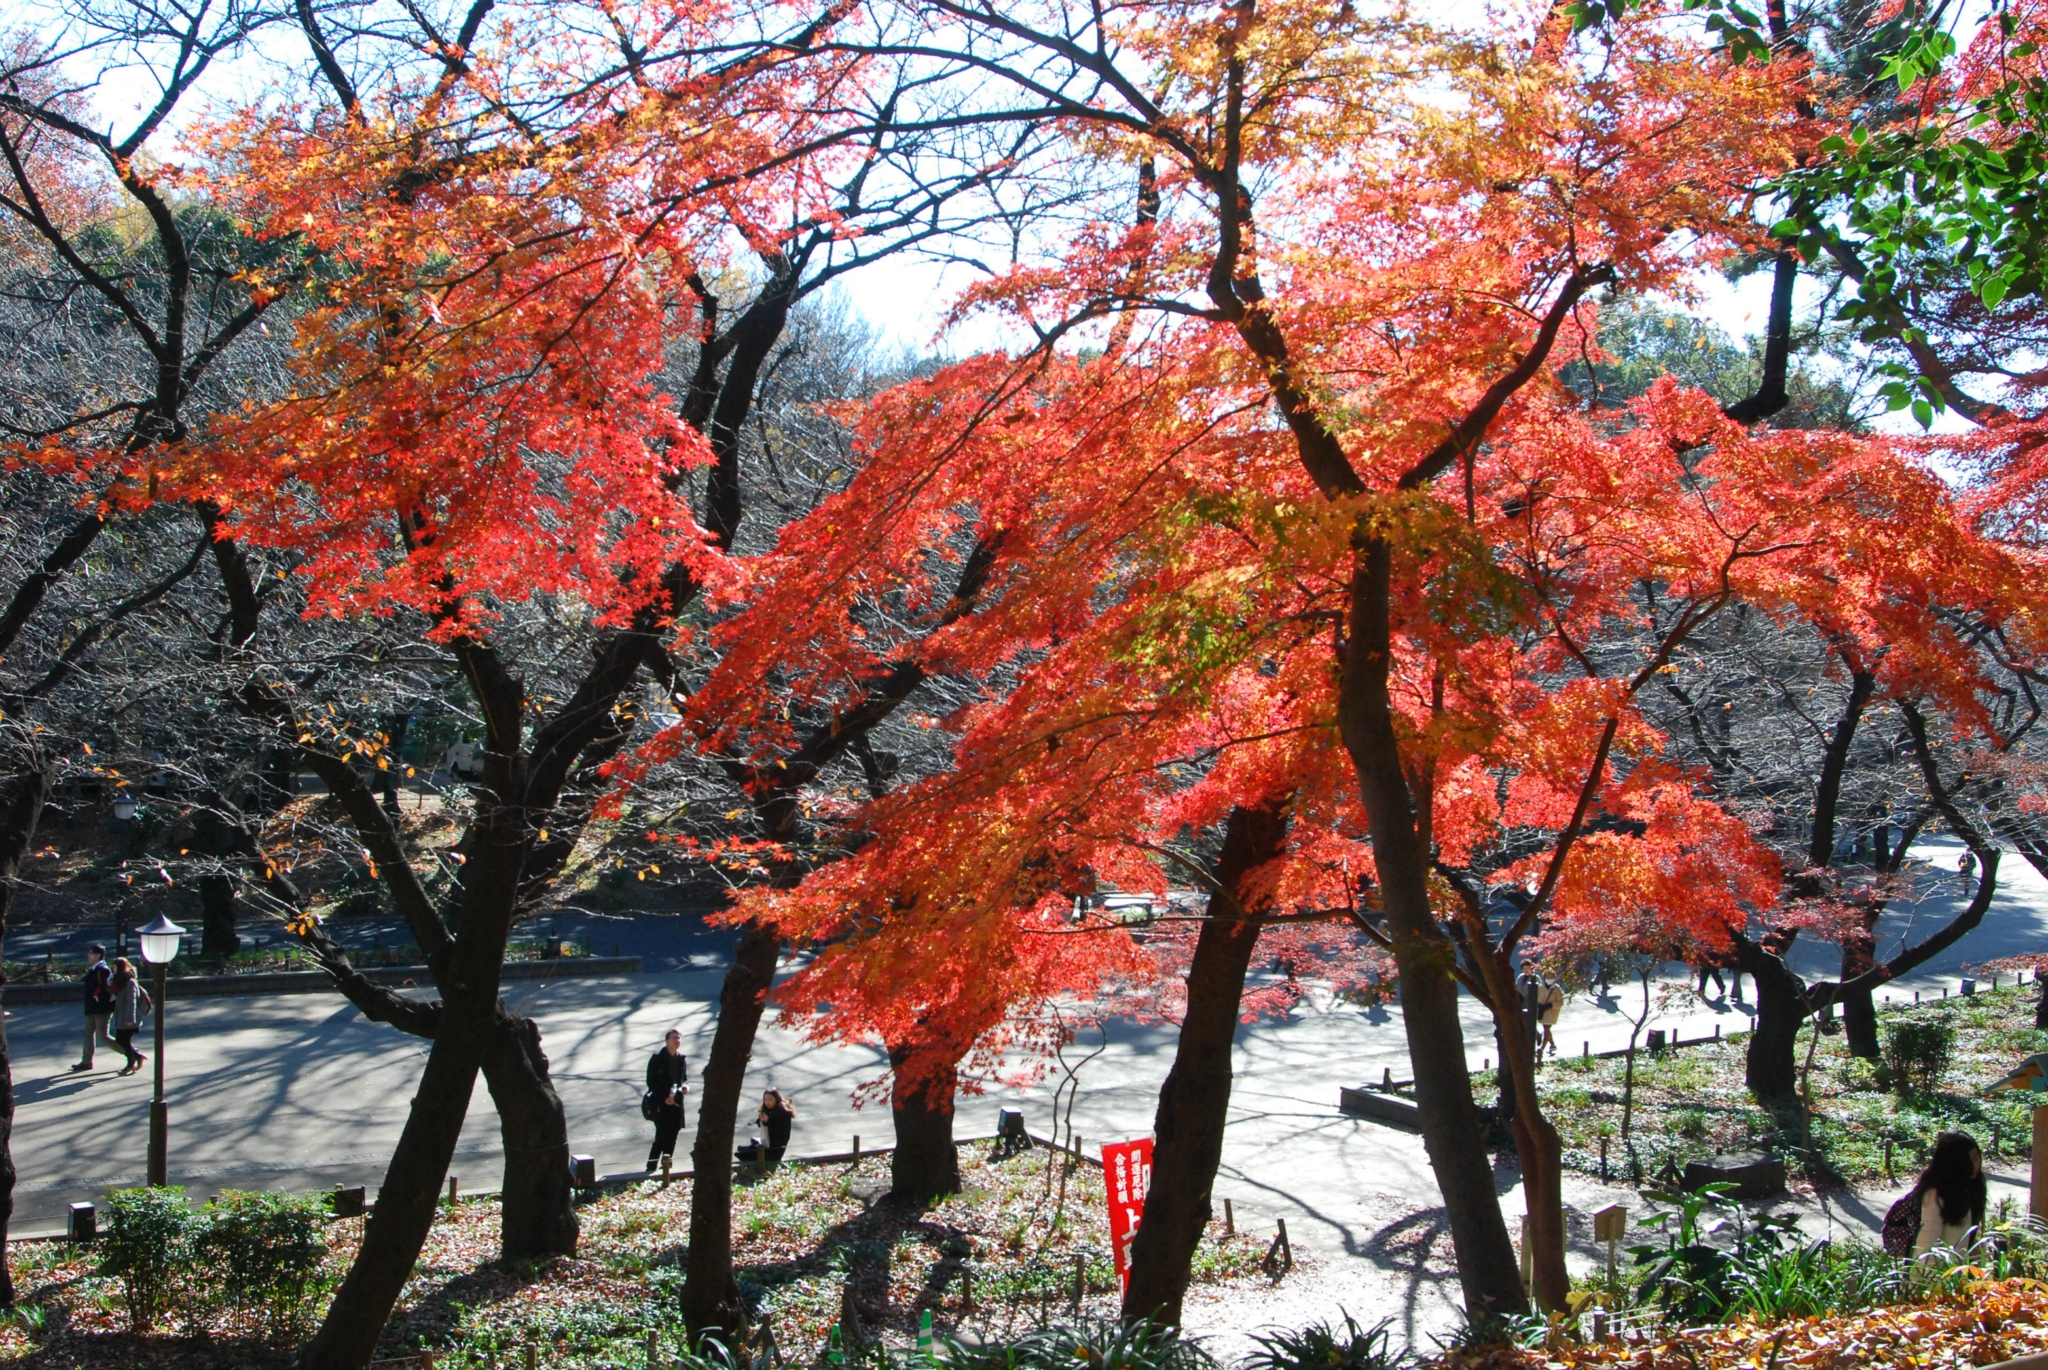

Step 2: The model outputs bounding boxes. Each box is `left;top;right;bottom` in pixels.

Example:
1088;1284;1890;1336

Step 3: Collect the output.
1101;1136;1154;1293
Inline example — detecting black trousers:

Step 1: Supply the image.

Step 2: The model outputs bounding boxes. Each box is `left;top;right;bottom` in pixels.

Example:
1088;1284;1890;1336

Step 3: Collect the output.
649;1104;683;1162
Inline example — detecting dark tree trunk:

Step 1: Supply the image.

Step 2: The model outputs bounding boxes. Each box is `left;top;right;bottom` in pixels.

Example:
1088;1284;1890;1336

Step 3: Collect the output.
300;801;527;1369
2038;972;2048;1030
198;873;240;958
1739;940;1804;1101
1839;926;1880;1060
1485;960;1567;1310
193;805;243;957
482;1012;578;1260
886;1044;961;1205
1121;799;1283;1330
1340;540;1526;1320
379;715;410;818
0;757;53;1308
681;922;782;1345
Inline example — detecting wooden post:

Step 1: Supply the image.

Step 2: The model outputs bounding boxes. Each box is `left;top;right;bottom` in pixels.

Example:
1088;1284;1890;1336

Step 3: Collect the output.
1583;1041;1590;1059
648;1328;660;1368
1072;1253;1085;1314
1382;1066;1393;1088
1224;1198;1235;1235
2033;1105;2048;1223
1276;1217;1292;1270
961;1267;973;1310
1599;1135;1608;1182
852;1135;861;1165
662;1154;672;1186
448;1175;459;1203
1593;1205;1626;1288
525;1345;538;1370
1884;1138;1893;1179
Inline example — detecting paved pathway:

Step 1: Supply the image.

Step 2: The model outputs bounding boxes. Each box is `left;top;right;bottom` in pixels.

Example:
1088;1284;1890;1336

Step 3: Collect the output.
7;835;2043;1349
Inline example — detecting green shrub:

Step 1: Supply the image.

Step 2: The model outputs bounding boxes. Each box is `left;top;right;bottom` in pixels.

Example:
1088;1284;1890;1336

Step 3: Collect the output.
1883;1021;1954;1096
199;1190;331;1341
1720;1239;1904;1321
1245;1313;1409;1370
942;1318;1210;1370
97;1187;197;1333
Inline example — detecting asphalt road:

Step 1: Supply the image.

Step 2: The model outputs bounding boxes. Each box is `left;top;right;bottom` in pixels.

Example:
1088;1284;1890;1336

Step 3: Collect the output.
7;835;2042;1347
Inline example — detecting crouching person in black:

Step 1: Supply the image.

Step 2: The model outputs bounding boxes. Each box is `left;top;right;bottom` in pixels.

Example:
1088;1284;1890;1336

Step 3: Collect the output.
645;1028;688;1171
757;1089;795;1167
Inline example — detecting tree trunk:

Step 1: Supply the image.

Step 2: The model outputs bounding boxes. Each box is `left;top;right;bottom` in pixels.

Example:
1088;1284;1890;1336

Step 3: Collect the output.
300;808;526;1369
2037;972;2048;1030
1340;540;1526;1320
1739;943;1804;1102
681;921;782;1345
1494;993;1567;1310
1838;925;1879;1060
0;758;53;1308
886;1043;961;1205
482;1012;578;1260
193;805;242;957
1121;800;1282;1329
198;873;240;958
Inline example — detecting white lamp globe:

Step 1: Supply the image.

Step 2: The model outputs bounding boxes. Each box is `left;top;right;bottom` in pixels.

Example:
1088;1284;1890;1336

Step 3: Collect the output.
138;914;185;966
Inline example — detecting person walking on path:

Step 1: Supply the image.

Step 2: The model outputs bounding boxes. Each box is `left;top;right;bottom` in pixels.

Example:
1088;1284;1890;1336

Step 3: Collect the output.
757;1090;795;1167
72;945;115;1072
645;1028;688;1172
1538;972;1565;1057
109;957;150;1076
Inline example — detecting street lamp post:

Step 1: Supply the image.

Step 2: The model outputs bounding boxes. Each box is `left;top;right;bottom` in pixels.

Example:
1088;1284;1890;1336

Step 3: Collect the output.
137;914;184;1187
112;793;137;958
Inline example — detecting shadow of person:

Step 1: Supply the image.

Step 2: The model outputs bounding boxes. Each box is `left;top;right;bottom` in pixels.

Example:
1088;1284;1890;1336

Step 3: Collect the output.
15;1076;97;1106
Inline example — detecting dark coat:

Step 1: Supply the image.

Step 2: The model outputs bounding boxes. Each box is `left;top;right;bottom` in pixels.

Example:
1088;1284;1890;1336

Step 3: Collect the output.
83;961;112;1015
646;1049;687;1110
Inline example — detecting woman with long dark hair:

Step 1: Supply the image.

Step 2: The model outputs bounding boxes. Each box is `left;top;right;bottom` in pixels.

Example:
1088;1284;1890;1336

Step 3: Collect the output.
109;957;150;1076
1912;1130;1987;1256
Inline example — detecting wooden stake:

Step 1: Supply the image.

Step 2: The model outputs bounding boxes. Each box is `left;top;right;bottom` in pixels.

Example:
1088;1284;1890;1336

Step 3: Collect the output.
1071;1253;1085;1314
448;1175;459;1203
852;1135;860;1165
1224;1198;1235;1235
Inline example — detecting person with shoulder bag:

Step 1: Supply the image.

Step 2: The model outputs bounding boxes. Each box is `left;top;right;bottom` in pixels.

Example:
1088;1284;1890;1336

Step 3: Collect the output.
109;957;150;1076
644;1029;688;1171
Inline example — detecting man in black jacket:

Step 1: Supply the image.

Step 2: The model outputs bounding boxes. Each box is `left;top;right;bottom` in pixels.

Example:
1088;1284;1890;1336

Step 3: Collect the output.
645;1028;688;1171
72;944;115;1072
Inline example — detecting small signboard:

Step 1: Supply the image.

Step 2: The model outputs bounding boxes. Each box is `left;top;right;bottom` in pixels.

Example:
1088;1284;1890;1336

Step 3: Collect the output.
1102;1137;1154;1293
